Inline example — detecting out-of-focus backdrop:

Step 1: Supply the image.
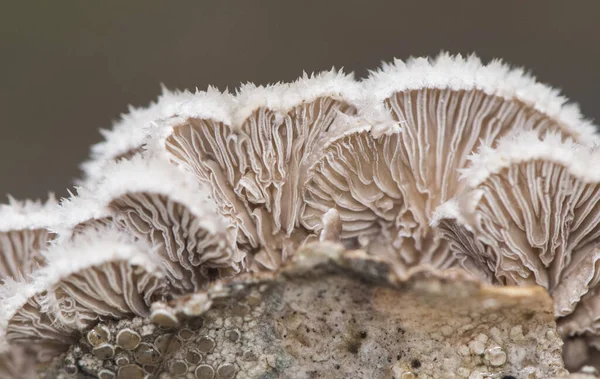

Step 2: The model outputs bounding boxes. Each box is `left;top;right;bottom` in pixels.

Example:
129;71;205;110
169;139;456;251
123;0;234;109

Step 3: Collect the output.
1;1;599;199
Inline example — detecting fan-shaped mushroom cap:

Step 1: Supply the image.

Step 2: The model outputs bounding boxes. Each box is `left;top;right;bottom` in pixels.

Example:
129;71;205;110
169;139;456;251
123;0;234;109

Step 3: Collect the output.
300;123;450;269
79;86;223;184
428;195;497;282
153;70;362;270
50;187;113;245
432;131;600;338
0;195;58;281
556;258;600;338
0;229;164;352
0;276;77;352
0;227;166;347
366;53;598;143
95;154;243;293
302;54;600;272
38;227;166;330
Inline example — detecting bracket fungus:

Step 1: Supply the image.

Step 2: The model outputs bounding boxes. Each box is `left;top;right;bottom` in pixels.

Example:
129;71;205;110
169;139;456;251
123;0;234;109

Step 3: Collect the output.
153;71;361;270
78;87;204;186
52;187;113;245
2;53;600;377
303;54;598;273
0;195;58;281
96;155;243;293
432;131;600;367
0;228;166;353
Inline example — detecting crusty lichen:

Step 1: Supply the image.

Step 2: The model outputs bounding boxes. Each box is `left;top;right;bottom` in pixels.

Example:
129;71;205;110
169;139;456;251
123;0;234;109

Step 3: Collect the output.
43;244;567;378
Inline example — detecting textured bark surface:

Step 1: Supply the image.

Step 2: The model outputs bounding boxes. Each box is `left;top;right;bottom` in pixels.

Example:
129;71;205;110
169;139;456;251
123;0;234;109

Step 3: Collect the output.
44;243;567;379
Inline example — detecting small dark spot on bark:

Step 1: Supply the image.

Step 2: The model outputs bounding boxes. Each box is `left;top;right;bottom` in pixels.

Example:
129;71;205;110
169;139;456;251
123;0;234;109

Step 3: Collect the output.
411;359;421;369
346;340;361;354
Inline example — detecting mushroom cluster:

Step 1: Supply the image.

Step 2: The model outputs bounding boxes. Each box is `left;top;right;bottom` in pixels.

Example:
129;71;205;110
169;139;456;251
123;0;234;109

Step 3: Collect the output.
2;54;600;378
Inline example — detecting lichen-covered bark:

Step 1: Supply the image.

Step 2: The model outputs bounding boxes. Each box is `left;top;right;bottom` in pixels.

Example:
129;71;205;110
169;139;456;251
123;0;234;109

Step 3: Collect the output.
44;244;566;379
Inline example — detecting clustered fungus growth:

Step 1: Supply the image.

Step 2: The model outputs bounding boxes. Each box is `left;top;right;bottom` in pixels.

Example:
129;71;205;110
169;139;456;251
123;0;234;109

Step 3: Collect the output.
2;54;600;378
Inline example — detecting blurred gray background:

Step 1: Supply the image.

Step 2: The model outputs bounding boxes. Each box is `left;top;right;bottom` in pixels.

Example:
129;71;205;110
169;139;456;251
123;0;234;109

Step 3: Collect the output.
1;1;599;200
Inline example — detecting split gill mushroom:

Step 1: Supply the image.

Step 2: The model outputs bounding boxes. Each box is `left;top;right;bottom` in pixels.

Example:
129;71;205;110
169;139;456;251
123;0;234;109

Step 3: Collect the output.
1;53;600;378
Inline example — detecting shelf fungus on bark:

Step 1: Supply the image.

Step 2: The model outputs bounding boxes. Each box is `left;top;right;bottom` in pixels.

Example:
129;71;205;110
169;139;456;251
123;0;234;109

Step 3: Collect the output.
0;276;79;359
152;71;362;271
78;86;213;186
42;242;568;379
302;54;599;275
0;228;166;361
432;131;600;369
0;196;62;376
3;53;600;378
95;155;244;293
0;195;58;282
51;187;113;245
